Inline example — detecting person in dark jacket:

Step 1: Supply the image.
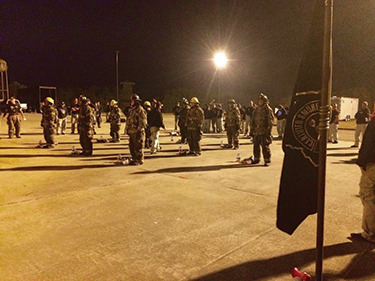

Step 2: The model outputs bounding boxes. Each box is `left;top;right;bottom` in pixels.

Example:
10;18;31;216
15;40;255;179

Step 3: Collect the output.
177;99;189;144
57;102;68;135
203;104;212;133
352;101;371;148
350;116;375;244
95;102;103;128
172;102;181;131
144;101;152;148
275;104;287;139
148;101;165;154
70;98;80;134
244;101;256;137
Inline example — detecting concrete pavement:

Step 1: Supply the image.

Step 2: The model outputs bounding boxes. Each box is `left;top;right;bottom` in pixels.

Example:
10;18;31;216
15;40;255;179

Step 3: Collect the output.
0;113;374;280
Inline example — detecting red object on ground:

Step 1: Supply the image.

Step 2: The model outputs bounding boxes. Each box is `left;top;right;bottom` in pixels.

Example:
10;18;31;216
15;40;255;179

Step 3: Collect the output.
291;267;312;281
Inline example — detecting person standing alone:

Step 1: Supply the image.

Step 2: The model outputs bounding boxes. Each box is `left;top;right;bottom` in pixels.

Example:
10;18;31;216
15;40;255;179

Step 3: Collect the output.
148;101;165;154
351;114;375;244
172;102;180;131
247;93;274;166
224;99;241;149
41;97;58;148
2;97;25;138
70;98;80;134
126;94;147;165
352;101;371;148
328;103;339;144
186;97;204;156
275;105;287;139
78;97;95;155
57;102;68;135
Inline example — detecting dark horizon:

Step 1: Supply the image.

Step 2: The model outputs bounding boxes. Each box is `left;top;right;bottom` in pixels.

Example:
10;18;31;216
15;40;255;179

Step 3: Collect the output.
2;0;375;103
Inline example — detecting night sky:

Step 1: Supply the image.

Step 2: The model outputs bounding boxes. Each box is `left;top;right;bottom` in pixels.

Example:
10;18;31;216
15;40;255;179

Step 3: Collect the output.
2;0;375;103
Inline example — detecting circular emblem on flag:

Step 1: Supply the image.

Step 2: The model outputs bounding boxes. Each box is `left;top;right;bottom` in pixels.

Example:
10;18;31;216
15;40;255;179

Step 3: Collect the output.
291;100;320;152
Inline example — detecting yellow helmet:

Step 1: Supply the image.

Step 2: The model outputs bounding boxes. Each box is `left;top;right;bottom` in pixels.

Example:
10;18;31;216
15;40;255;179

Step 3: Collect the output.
110;99;118;106
190;97;199;104
45;97;54;104
144;101;151;107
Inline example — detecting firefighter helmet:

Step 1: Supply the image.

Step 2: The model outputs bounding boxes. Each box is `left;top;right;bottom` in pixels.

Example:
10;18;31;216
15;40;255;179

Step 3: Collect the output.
190;97;200;104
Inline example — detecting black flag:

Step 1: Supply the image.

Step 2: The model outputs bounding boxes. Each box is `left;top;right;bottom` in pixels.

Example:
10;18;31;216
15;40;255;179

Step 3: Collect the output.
277;1;324;235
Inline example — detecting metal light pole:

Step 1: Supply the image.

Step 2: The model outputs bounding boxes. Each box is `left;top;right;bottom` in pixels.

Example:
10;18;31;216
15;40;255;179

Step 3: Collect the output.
214;52;227;103
115;51;119;103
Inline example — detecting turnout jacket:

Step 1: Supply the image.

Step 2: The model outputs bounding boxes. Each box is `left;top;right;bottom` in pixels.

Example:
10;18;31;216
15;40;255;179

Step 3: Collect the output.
79;103;95;136
225;106;241;129
126;104;147;134
109;106;121;125
357;118;375;169
251;104;274;136
41;105;58;128
186;105;204;130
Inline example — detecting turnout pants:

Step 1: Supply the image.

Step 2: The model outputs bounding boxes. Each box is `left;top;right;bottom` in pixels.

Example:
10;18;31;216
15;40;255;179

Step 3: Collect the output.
110;123;120;141
187;129;202;153
226;126;239;148
43;126;56;147
7;114;21;137
128;131;145;162
79;129;93;155
253;134;272;163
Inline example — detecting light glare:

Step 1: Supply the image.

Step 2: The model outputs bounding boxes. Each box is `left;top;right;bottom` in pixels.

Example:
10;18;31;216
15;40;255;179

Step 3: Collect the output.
214;52;227;68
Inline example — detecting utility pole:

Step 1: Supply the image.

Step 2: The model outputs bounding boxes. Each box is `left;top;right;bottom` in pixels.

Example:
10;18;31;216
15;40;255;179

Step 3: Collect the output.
116;51;119;103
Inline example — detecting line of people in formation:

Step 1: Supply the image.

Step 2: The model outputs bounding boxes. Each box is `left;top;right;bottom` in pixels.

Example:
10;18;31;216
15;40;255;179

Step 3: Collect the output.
1;92;277;166
3;93;372;165
0;92;287;166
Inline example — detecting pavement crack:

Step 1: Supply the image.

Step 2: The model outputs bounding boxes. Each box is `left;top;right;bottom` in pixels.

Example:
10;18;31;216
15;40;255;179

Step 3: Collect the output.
200;227;275;269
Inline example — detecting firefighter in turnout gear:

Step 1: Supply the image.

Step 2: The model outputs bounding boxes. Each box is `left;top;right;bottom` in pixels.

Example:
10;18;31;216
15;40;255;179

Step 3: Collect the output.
224;99;241;149
41;97;58;148
78;96;95;155
109;100;121;142
2;97;25;138
246;93;274;166
186;97;204;156
126;94;147;165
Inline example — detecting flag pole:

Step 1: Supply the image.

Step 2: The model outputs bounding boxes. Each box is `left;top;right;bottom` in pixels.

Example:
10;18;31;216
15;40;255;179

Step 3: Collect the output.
316;0;333;280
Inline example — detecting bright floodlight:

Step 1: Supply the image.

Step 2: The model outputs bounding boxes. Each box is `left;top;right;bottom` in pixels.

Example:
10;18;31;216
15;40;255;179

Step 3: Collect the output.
214;52;227;68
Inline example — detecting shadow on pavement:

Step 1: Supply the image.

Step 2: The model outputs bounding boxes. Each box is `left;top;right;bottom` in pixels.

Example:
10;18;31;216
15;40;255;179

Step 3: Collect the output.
0;163;125;172
0;153;126;159
332;159;357;165
327;147;358;151
192;242;375;281
134;163;266;174
328;152;358;157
